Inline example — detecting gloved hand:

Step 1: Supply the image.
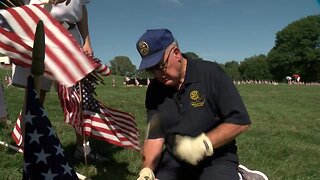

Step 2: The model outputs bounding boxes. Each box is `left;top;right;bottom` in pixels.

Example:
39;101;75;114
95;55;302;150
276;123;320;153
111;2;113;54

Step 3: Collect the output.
137;167;155;180
173;133;214;165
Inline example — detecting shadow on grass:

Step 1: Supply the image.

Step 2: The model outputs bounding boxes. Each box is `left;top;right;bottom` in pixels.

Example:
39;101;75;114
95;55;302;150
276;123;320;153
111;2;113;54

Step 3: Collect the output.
63;140;135;180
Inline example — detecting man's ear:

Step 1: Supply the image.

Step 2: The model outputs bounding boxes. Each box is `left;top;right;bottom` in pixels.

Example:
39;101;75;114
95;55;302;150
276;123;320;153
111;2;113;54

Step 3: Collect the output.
173;48;182;61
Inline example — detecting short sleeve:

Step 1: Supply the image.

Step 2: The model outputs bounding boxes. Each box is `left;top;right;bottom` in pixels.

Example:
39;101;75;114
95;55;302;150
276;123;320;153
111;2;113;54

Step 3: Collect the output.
145;80;166;139
213;65;251;125
146;110;165;139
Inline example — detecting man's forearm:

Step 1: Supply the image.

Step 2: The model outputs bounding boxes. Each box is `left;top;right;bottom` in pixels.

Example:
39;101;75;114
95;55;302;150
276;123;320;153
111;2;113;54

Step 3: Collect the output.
206;123;250;149
141;138;164;170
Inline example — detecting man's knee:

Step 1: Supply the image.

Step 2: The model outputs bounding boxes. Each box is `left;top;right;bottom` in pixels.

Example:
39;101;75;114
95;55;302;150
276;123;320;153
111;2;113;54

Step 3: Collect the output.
199;161;239;180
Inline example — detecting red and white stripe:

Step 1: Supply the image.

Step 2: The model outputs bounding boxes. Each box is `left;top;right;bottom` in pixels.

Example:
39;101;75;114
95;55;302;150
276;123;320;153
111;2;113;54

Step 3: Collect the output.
57;85;81;127
0;28;34;69
11;111;23;146
0;4;96;87
13;84;141;150
57;85;140;150
82;103;140;150
94;63;111;76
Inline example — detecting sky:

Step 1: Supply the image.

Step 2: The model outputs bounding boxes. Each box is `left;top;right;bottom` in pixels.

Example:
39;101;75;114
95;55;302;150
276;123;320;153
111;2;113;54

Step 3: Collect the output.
86;0;319;67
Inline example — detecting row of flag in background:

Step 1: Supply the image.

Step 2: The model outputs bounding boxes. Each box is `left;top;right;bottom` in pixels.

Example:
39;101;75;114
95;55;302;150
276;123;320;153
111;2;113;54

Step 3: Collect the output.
0;3;140;179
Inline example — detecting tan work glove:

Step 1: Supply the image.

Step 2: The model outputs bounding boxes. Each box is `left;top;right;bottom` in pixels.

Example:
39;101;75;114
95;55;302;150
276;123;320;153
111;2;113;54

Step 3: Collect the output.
137;167;155;180
174;133;214;165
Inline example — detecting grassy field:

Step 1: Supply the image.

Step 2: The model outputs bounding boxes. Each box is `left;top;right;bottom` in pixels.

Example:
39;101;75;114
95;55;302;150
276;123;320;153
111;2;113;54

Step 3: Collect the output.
0;70;320;180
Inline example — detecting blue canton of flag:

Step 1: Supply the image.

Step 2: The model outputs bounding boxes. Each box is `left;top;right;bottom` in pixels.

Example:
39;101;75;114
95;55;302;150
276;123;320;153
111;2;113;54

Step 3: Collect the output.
23;76;79;180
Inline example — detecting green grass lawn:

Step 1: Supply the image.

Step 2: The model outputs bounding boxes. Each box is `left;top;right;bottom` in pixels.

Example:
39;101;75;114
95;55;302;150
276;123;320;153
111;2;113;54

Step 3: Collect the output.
1;71;320;180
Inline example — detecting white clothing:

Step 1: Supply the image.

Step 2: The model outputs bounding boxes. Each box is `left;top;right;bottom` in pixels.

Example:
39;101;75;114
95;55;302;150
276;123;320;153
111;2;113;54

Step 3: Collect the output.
29;0;88;23
286;76;292;81
12;0;88;90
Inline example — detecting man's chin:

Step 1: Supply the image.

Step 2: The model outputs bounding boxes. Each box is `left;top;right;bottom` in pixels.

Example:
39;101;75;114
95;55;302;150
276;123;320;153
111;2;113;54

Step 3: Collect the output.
163;81;176;87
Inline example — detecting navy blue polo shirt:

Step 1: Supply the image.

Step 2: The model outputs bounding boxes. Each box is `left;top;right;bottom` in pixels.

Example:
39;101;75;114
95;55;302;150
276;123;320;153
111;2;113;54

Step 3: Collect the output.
145;58;251;160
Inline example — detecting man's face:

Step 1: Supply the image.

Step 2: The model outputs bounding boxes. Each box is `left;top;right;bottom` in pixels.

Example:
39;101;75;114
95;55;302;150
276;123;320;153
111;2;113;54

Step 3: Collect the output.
151;47;183;87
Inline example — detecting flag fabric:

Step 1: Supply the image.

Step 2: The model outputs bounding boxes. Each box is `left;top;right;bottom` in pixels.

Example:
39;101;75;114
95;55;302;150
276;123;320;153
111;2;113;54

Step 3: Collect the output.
93;57;111;76
57;76;140;150
57;85;81;132
23;76;78;180
0;4;97;87
12;111;23;146
11;58;110;147
94;63;111;76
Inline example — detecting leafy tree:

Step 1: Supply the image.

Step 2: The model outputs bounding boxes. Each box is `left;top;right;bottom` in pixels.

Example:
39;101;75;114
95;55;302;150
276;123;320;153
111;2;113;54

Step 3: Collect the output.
184;52;203;60
109;56;136;76
218;63;226;71
137;70;154;79
239;54;271;80
224;61;241;80
267;15;320;82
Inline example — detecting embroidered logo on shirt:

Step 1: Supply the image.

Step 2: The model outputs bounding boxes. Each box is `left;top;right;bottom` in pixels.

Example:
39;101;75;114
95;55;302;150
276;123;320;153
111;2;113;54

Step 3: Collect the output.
189;90;205;107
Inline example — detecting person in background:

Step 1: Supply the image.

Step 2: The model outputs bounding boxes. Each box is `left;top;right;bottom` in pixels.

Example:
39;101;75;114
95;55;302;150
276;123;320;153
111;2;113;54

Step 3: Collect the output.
286;76;292;84
135;29;268;180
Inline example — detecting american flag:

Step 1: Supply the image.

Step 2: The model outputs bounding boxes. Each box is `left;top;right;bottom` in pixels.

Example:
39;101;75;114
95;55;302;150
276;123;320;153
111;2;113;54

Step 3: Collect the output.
0;4;97;87
57;76;140;150
12;111;25;146
23;76;78;180
11;63;110;147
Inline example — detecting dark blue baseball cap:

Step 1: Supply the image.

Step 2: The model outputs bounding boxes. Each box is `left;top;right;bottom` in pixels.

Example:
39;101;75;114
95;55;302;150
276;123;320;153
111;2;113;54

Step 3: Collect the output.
136;29;174;70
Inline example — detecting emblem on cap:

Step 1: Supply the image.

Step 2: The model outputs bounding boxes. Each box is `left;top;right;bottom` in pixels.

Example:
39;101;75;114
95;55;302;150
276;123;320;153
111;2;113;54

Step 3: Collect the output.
138;41;149;56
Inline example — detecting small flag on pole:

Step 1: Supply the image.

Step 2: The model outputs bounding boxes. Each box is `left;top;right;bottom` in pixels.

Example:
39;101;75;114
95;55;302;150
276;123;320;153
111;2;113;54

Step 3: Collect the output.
57;76;140;151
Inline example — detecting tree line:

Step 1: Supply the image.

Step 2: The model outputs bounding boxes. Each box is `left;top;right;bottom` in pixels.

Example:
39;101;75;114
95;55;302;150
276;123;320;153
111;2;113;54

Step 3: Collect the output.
108;15;320;82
